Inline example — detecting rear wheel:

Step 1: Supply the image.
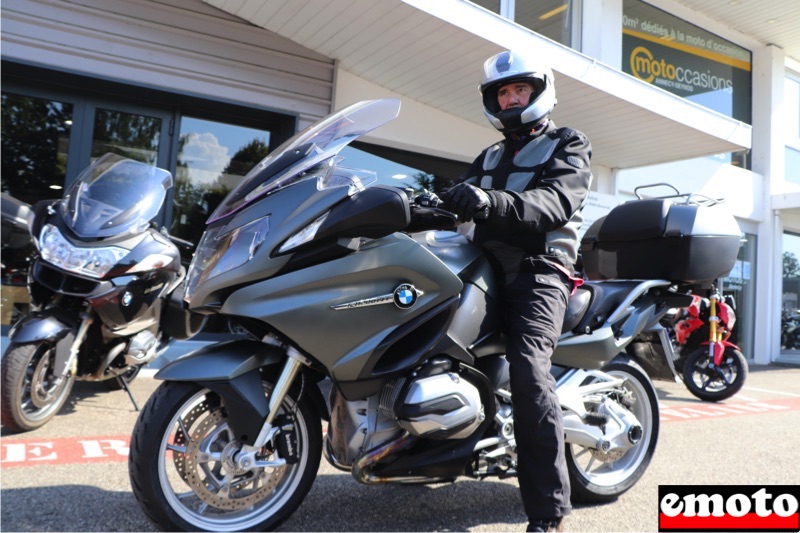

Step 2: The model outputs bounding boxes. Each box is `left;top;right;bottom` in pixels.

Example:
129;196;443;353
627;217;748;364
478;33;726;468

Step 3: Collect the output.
1;341;75;432
129;379;322;532
565;360;659;503
682;347;748;402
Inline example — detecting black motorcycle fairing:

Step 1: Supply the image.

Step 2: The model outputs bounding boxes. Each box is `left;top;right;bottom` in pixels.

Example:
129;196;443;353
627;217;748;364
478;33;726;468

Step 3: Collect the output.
31;259;114;299
313;184;411;241
89;270;175;331
272;185;412;278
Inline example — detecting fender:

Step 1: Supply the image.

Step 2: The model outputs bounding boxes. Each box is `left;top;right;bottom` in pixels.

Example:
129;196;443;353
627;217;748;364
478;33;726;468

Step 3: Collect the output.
9;309;77;344
9;310;78;377
155;340;332;446
700;339;741;365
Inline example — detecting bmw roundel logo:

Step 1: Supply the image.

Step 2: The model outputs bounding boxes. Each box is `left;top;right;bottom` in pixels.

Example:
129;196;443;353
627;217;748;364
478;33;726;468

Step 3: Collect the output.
393;284;421;309
121;292;133;307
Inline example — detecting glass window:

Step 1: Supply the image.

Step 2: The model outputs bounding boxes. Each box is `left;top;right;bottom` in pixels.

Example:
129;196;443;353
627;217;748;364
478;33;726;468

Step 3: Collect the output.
720;233;756;358
786;76;800;184
91;108;161;165
782;232;800;352
621;0;752;168
785;76;800;141
1;93;73;205
786;147;800;185
470;0;500;14
170;117;271;249
514;0;574;46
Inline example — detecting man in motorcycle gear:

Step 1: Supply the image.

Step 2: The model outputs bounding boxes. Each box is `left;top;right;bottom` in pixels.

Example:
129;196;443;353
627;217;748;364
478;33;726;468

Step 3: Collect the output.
442;50;592;533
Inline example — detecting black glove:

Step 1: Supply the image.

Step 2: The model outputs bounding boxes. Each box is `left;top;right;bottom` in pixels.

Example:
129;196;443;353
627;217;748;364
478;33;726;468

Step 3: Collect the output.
440;183;491;222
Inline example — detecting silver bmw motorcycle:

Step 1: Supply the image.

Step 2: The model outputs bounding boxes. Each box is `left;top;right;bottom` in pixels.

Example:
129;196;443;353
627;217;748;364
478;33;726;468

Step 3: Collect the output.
129;99;692;531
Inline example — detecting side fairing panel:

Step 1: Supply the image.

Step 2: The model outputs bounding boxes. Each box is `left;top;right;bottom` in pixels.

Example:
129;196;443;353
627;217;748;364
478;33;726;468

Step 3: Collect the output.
222;233;462;381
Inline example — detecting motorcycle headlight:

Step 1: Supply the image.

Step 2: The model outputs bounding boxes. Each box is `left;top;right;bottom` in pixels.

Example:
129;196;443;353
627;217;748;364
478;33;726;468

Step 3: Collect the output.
184;215;270;302
39;224;128;278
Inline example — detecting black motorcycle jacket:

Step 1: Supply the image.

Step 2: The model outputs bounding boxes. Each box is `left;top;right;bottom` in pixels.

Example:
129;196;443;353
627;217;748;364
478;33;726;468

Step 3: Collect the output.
460;120;592;277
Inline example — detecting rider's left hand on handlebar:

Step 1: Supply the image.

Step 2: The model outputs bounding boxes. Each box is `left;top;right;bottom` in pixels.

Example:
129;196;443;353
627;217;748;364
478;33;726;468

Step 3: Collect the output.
440;183;491;222
415;190;442;208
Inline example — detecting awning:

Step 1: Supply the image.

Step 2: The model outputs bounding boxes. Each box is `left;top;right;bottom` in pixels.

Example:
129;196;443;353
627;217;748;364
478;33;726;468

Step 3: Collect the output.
202;0;751;170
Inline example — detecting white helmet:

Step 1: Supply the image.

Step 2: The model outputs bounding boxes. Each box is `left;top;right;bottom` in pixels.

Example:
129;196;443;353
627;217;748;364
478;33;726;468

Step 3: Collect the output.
480;50;557;134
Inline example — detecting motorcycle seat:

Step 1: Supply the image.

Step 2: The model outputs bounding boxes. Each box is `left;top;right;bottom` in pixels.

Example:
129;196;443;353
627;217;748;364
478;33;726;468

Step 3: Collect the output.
563;286;591;333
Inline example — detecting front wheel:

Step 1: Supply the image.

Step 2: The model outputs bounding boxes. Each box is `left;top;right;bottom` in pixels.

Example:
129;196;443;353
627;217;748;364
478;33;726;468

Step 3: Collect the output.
565;360;659;503
128;379;322;532
1;341;76;432
682;346;748;402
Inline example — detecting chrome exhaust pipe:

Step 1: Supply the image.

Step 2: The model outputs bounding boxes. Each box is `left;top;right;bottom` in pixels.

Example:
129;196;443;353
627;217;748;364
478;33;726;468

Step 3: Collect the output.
351;432;416;484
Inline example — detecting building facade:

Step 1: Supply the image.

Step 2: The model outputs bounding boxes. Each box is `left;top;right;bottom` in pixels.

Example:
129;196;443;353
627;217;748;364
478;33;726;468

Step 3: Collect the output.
2;0;799;364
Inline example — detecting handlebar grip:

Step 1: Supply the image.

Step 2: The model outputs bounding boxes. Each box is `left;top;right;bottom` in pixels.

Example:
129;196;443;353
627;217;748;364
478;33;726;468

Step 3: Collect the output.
472;205;490;220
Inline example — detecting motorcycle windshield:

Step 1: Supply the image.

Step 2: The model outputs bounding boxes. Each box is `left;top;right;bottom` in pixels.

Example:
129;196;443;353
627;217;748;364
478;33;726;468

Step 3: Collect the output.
208;98;401;223
61;153;173;238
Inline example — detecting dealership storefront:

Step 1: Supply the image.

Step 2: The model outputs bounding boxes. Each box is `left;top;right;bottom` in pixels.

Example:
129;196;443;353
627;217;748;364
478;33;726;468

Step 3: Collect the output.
2;0;797;364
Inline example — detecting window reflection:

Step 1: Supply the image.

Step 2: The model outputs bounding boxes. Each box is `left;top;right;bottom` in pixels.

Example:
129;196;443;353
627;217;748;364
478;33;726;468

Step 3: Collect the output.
470;0;500;14
1;93;73;205
721;233;756;357
91;108;160;164
782;232;800;352
514;0;573;46
170;117;271;251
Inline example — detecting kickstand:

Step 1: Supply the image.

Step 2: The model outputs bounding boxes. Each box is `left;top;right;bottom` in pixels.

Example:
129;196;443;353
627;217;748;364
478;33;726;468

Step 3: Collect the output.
118;375;140;412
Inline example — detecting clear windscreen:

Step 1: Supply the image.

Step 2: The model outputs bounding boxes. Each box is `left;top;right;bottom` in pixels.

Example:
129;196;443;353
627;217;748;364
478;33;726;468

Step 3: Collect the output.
208;98;401;223
61;153;172;238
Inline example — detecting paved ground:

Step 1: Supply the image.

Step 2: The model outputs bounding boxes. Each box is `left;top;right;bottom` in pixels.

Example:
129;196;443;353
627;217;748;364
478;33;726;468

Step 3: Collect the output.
1;363;799;532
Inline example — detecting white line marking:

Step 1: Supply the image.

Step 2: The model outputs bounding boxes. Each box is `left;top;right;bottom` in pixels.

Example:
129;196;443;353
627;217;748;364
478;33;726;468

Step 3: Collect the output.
742;386;800;398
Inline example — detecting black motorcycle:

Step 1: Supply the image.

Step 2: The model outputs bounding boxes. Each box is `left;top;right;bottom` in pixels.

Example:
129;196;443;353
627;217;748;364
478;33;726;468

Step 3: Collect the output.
1;154;205;433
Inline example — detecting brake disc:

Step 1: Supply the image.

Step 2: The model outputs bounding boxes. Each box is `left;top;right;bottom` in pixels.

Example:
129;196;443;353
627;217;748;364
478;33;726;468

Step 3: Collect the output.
30;350;57;409
182;409;285;511
172;399;212;481
589;447;625;463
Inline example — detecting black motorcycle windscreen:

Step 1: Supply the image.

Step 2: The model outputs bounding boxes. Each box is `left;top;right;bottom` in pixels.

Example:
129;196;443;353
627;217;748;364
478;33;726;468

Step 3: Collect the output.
61;153;172;238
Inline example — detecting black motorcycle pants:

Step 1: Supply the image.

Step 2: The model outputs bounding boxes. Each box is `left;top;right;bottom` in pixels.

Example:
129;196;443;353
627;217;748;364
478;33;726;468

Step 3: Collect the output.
502;258;572;520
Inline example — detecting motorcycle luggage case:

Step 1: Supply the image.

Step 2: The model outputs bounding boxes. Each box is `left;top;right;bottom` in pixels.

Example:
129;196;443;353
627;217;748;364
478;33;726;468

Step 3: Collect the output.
580;198;740;288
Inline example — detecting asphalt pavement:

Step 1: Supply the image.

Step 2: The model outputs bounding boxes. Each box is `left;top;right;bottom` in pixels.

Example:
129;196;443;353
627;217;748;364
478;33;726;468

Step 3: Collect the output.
1;360;799;532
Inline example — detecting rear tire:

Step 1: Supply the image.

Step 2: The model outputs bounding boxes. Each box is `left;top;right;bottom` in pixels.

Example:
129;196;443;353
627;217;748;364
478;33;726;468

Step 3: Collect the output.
682;347;748;402
129;380;322;532
565;360;659;503
1;341;75;433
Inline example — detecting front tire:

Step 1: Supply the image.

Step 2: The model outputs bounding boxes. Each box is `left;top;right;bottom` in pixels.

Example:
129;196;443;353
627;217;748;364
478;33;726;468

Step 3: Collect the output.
565;360;659;503
1;341;76;433
682;346;748;402
128;380;322;532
